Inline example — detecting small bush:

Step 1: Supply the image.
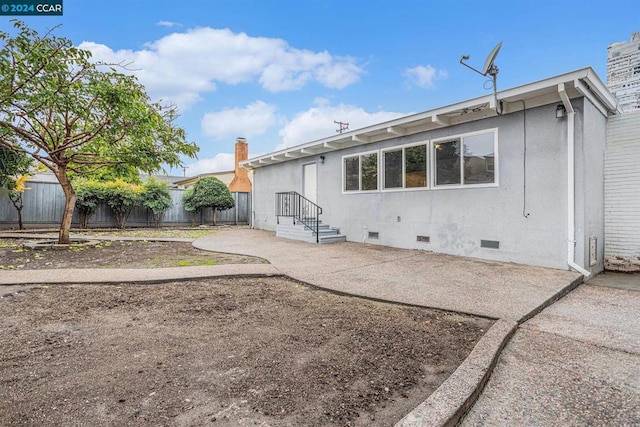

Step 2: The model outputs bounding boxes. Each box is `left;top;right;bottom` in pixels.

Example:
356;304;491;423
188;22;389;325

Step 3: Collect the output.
141;176;172;228
182;186;198;226
102;179;142;229
185;177;235;225
74;179;105;229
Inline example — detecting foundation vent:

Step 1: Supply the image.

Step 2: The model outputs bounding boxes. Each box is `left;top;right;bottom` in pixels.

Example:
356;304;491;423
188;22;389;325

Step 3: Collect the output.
417;235;430;243
481;239;500;249
368;231;379;239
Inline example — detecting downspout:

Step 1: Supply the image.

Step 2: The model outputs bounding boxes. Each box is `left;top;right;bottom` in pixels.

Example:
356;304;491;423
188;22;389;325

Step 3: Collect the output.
249;169;255;229
558;83;591;277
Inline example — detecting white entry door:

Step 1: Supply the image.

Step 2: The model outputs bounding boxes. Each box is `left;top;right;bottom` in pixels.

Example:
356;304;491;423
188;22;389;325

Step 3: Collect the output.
303;163;317;204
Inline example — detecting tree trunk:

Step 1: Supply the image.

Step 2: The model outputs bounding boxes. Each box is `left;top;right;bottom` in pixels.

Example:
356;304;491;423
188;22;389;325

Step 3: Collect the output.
56;167;76;244
9;192;24;230
16;206;23;230
212;209;217;226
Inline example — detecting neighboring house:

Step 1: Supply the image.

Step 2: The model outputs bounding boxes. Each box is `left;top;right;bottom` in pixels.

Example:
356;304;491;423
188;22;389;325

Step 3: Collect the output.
242;67;619;275
174;170;235;189
140;174;186;188
175;137;253;192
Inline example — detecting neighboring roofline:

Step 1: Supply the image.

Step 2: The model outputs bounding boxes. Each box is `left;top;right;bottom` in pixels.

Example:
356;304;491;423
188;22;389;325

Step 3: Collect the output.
173;170;234;185
242;67;619;170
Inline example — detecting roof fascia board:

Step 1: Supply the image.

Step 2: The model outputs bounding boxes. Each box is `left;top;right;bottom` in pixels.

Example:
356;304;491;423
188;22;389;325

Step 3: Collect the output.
242;67;615;168
573;70;620;115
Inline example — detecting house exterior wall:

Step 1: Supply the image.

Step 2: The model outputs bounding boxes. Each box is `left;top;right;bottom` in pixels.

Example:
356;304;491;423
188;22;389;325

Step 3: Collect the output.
604;111;640;271
575;98;607;274
252;100;606;270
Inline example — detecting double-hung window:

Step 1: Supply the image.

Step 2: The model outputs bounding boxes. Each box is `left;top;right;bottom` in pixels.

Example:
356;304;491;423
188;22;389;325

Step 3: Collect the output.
383;143;427;190
343;152;378;192
433;129;497;187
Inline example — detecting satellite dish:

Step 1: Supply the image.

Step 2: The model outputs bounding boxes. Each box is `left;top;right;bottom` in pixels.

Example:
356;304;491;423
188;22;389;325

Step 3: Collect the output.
459;42;505;115
459;41;503;76
482;42;502;76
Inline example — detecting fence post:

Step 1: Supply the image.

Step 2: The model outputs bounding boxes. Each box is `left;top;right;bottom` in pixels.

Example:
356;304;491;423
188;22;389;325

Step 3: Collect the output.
234;192;238;225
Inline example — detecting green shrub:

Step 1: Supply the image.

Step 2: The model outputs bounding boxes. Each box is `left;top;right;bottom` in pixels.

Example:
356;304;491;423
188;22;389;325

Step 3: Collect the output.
141;176;172;228
185;177;235;225
102;179;142;229
182;186;198;226
74;178;106;229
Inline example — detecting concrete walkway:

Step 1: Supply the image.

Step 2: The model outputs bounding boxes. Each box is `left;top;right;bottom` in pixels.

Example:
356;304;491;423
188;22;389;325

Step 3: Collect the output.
4;228;636;425
463;282;640;426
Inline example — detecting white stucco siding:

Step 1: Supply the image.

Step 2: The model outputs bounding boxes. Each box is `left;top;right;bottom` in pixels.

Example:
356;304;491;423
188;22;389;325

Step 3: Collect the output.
576;98;608;274
604;111;640;268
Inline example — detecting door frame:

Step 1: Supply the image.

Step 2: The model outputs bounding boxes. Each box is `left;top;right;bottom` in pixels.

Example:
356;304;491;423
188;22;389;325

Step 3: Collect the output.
302;161;318;204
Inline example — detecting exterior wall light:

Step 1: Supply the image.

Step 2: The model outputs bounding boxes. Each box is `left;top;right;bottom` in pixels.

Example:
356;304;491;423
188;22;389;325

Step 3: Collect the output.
319;155;325;164
556;104;566;119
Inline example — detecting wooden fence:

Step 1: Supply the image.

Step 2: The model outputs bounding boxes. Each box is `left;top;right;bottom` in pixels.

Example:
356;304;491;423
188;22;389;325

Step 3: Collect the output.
0;180;250;228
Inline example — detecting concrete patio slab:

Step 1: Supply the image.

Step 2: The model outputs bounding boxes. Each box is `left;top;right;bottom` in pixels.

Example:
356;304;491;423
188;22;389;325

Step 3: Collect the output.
193;229;581;321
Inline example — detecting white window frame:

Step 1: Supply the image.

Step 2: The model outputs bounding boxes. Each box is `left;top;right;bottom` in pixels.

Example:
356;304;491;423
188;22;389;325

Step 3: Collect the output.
381;141;429;192
342;150;379;193
431;128;499;190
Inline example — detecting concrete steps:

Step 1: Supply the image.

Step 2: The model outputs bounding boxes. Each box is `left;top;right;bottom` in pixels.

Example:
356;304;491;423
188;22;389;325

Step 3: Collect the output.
276;217;346;244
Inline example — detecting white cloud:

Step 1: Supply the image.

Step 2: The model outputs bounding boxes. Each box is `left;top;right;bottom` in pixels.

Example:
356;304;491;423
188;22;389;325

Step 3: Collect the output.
405;65;448;89
156;21;182;28
202;100;279;139
79;27;364;109
185;153;235;175
276;98;407;150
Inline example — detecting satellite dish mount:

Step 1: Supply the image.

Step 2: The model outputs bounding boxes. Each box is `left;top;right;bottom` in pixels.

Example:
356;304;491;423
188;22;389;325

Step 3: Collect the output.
460;42;504;115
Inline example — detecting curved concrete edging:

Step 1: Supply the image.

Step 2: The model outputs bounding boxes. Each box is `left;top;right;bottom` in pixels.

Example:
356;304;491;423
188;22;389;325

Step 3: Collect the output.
395;275;584;426
395;319;517;427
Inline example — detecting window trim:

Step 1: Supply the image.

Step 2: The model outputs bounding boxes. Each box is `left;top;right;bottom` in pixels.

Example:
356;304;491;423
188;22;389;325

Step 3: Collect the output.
431;128;499;190
342;150;380;194
341;127;499;194
381;141;429;192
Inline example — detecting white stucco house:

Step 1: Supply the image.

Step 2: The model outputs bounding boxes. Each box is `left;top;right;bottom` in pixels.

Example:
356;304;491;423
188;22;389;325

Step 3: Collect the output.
242;68;621;276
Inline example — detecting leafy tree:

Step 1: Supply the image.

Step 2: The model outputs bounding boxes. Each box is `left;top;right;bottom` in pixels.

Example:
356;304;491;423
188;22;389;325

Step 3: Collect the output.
6;174;29;230
0;147;33;229
141;176;172;228
187;177;235;225
0;21;198;243
79;163;143;184
73;178;105;229
102;180;142;229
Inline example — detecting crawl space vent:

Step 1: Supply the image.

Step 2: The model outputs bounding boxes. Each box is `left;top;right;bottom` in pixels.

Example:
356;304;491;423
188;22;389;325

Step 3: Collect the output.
416;235;430;243
368;231;379;239
480;240;500;249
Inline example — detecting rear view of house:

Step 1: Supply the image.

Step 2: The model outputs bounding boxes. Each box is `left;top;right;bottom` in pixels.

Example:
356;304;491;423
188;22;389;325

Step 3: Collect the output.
242;68;619;275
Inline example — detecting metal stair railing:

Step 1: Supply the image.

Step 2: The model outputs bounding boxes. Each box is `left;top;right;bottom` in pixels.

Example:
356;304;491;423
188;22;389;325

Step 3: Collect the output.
275;191;323;243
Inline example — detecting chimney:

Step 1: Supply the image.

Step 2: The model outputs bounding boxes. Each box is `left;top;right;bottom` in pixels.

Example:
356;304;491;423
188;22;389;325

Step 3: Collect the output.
228;137;252;192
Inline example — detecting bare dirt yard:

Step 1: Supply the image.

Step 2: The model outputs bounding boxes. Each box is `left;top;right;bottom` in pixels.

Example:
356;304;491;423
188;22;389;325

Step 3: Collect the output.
0;239;264;269
0;238;493;426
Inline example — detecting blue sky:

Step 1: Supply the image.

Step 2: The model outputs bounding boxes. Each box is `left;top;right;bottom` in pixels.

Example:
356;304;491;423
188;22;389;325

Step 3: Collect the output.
8;0;640;176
